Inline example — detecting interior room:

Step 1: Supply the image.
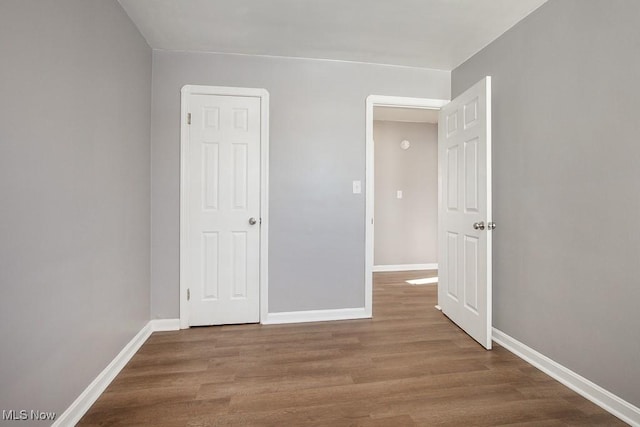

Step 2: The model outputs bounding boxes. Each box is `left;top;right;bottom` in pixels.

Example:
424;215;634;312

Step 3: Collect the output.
372;105;440;306
1;1;639;426
373;106;439;273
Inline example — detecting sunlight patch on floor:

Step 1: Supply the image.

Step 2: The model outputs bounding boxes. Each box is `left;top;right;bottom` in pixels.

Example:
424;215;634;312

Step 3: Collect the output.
406;277;438;285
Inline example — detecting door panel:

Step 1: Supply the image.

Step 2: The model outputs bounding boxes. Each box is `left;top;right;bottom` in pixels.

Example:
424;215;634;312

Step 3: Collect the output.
202;142;220;211
446;146;459;211
464;138;479;212
464;235;479;312
187;94;261;326
203;232;219;300
446;232;459;299
438;77;492;349
231;231;248;299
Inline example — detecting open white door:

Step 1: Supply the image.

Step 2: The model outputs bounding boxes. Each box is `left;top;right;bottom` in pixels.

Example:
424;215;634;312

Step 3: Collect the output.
438;77;493;349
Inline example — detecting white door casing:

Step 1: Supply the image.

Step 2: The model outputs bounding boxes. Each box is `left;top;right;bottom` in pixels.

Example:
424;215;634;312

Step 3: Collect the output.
438;77;492;349
180;86;269;327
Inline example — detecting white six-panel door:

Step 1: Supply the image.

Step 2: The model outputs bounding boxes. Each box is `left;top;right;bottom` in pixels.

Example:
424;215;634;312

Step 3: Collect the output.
186;93;262;326
438;77;492;349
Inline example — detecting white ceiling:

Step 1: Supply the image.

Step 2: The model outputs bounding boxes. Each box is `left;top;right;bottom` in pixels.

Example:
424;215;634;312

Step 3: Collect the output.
374;107;439;124
119;0;548;70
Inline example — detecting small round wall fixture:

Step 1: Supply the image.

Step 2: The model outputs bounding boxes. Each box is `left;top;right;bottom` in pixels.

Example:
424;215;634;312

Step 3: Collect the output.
400;139;411;150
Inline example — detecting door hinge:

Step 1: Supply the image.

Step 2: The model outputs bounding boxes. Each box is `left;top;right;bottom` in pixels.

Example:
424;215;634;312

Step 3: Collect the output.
187;288;190;301
187;113;191;125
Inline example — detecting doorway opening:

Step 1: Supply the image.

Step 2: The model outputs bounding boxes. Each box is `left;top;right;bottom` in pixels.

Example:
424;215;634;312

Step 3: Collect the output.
366;78;493;350
365;96;448;317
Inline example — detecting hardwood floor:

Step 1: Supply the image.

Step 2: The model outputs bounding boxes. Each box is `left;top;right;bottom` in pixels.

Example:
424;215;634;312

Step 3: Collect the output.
80;272;625;426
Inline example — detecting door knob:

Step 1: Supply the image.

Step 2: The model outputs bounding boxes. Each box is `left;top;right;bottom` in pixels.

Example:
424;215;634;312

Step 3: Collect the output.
487;222;496;230
249;217;257;225
473;221;485;230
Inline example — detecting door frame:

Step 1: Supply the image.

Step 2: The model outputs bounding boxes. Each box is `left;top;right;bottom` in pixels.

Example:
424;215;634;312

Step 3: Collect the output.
365;95;449;317
179;85;270;329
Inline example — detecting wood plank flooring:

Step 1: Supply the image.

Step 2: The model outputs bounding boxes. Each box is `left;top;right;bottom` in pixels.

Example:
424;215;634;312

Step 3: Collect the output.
80;271;625;426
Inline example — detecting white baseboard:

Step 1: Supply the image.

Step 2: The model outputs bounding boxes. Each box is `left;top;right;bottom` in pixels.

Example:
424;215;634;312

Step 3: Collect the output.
150;318;181;332
373;263;438;272
262;307;369;325
493;328;640;427
53;318;180;427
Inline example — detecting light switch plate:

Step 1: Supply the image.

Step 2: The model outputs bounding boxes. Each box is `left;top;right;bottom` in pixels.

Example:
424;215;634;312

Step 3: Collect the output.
353;180;362;194
397;190;403;199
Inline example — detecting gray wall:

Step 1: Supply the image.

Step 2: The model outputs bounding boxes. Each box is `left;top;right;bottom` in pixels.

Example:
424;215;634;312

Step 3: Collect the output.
151;51;449;316
453;0;640;407
374;121;438;266
0;0;152;423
